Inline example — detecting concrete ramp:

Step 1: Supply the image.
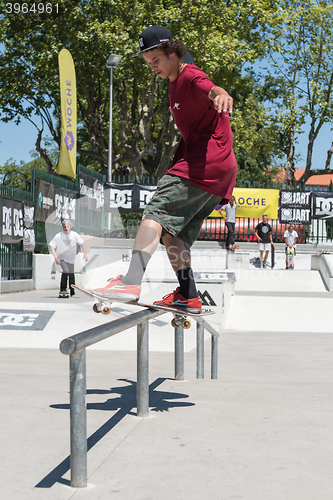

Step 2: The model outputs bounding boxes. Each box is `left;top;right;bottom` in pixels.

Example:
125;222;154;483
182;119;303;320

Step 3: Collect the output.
225;269;333;333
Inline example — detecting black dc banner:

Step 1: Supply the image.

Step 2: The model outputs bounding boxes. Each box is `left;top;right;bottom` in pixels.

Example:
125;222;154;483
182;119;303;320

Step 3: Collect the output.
0;197;24;243
311;192;333;220
35;180;55;222
35;180;76;225
51;187;76;225
279;190;311;225
79;172;104;211
23;204;34;229
105;183;157;213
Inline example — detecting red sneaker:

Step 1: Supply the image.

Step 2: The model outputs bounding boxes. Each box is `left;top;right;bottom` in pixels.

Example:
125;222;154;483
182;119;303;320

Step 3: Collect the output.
154;287;202;313
92;275;141;301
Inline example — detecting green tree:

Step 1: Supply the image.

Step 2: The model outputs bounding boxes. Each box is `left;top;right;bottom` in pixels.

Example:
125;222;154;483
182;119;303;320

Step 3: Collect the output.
230;72;284;182
0;136;55;189
266;0;333;185
0;0;278;179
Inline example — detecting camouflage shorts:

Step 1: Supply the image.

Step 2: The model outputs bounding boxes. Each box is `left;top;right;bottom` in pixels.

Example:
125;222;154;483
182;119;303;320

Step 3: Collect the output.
142;174;221;247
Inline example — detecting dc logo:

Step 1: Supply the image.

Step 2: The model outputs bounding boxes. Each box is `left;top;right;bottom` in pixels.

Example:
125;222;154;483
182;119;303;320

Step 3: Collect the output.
0;313;39;327
316;197;333;216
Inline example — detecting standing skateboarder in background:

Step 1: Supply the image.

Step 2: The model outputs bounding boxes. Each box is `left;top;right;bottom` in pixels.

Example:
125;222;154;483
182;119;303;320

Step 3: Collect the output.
284;224;298;269
255;215;273;268
93;25;237;312
49;220;88;297
218;195;237;251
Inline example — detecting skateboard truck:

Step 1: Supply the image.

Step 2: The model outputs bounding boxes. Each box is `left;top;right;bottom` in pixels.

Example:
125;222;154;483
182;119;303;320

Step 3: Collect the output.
171;316;191;329
92;301;112;315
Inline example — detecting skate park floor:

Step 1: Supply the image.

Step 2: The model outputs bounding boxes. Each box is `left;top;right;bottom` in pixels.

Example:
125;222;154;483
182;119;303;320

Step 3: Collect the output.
1;246;333;499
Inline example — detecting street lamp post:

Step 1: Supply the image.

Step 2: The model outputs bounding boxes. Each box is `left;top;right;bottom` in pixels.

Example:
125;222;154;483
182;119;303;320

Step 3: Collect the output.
106;54;123;184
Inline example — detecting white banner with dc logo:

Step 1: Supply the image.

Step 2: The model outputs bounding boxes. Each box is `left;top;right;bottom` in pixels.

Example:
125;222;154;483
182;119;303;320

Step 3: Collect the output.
105;183;157;213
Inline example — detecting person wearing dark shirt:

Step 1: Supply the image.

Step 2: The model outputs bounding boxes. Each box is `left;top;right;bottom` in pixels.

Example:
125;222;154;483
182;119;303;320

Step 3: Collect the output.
255;214;273;269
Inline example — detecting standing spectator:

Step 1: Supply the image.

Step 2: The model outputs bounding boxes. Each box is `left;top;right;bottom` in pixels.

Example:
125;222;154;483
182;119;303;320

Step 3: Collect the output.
218;195;237;250
284;224;298;269
255;215;273;268
49;220;88;297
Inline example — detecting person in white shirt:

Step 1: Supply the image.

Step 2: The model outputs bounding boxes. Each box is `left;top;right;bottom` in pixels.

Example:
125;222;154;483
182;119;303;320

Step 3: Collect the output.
283;224;298;269
49;220;88;297
218;195;237;250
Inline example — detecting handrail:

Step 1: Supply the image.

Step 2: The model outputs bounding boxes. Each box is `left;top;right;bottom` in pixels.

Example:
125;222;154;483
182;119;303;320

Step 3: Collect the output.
59;306;219;488
60;307;165;354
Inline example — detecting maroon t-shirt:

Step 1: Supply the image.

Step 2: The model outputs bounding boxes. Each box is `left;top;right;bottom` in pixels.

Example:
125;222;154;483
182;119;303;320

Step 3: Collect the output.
167;64;237;203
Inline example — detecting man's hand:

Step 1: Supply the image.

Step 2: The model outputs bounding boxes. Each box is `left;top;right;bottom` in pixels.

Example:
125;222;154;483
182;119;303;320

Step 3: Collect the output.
208;87;233;114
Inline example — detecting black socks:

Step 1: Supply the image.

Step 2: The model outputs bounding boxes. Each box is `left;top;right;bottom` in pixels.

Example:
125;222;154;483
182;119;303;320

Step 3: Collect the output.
122;251;197;299
122;250;151;286
176;267;198;299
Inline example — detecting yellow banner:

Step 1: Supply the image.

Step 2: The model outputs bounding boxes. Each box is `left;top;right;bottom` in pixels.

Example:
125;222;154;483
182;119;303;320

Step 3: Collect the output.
57;49;77;179
210;188;279;219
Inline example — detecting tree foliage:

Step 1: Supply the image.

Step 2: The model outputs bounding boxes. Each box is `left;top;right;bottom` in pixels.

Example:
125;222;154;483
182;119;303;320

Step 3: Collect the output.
0;0;278;181
265;0;333;184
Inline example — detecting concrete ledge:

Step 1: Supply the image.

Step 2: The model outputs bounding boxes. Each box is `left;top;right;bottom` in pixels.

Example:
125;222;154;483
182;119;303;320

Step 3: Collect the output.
311;253;333;291
0;279;34;294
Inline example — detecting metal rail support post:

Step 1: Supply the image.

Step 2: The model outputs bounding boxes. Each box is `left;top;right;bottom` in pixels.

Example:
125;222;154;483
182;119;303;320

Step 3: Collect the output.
211;334;218;379
69;349;87;488
137;320;149;416
196;321;204;379
174;326;184;380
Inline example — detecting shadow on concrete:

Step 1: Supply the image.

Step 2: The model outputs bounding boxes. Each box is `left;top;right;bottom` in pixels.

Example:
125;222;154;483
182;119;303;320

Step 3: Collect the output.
35;377;194;488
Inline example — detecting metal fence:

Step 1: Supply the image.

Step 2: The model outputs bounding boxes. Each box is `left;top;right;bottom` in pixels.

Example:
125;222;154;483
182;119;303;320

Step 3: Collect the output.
107;213;332;245
1;168;332;281
198;217;331;245
109;174;333;192
0;243;33;280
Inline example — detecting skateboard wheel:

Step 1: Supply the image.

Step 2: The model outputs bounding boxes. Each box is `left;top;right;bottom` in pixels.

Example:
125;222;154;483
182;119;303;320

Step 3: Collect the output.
171;318;181;328
182;319;191;329
93;303;101;313
101;304;111;315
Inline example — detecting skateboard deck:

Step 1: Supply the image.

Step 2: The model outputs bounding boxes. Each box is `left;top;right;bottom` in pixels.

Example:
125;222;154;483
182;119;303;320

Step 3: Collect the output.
287;247;295;269
271;244;275;269
73;285;215;329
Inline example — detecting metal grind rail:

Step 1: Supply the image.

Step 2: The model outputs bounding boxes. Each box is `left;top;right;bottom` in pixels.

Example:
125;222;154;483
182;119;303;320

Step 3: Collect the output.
59;306;220;488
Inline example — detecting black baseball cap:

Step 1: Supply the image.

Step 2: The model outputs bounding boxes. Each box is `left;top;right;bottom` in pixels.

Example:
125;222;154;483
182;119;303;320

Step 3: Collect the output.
133;25;173;57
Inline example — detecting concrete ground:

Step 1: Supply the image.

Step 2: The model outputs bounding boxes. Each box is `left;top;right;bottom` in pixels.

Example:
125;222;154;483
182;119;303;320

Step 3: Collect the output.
1;246;333;499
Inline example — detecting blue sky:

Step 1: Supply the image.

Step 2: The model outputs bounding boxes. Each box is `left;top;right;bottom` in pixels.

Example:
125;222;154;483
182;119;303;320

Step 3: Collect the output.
0;113;331;170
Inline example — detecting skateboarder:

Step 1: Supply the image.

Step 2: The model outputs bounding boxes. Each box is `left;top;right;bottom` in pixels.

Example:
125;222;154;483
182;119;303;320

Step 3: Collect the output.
93;25;237;312
49;220;88;297
284;224;298;269
255;215;273;268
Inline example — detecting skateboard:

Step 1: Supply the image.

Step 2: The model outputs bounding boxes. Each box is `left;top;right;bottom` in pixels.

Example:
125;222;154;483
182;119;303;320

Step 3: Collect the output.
287;247;295;269
59;291;69;298
271;244;275;269
72;285;215;329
